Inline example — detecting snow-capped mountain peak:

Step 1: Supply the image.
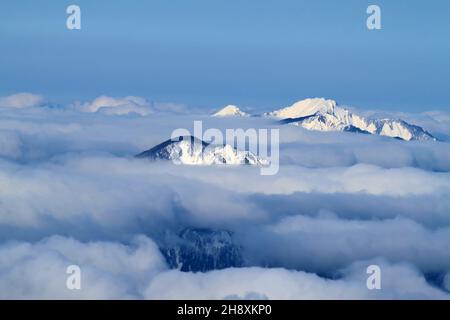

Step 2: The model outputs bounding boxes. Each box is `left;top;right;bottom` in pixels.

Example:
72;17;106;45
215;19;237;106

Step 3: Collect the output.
266;98;435;141
213;105;249;117
265;98;337;119
136;136;268;166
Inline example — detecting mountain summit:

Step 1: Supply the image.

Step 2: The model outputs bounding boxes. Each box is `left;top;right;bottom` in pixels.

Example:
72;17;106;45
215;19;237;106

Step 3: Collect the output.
136;136;267;166
266;98;435;141
265;98;337;119
213;105;249;117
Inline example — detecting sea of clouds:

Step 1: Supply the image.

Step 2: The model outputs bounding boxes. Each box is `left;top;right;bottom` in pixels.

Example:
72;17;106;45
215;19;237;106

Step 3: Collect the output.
0;92;449;299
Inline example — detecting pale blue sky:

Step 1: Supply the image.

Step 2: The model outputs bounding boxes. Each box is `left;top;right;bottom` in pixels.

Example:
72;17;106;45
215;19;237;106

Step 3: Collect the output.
0;0;449;112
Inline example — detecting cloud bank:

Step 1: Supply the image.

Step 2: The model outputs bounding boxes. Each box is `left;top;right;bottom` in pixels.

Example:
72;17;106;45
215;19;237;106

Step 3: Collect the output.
0;237;447;299
0;93;449;299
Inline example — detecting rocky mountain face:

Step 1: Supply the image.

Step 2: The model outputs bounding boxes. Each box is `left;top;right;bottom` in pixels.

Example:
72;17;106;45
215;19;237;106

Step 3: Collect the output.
160;228;243;272
136;136;268;165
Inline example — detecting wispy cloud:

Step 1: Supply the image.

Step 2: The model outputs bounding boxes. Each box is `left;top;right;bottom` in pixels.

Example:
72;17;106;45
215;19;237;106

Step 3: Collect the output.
0;93;44;108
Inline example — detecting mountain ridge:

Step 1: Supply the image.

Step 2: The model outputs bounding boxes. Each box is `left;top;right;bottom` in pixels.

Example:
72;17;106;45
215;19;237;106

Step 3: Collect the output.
136;136;268;166
266;98;436;141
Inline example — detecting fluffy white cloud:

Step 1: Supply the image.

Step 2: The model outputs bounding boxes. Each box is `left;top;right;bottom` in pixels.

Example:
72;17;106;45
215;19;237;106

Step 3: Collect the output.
144;261;448;299
0;155;449;283
0;236;446;299
0;236;166;299
0;93;44;108
239;215;450;275
73;96;189;116
79;95;153;116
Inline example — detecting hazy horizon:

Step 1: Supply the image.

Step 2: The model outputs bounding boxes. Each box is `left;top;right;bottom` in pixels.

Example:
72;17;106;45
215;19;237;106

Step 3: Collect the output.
1;0;450;112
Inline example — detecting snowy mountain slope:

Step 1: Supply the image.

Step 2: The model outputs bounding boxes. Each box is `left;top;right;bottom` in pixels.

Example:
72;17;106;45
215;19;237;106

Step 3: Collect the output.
213;105;249;117
267;98;436;141
265;98;337;119
136;136;268;165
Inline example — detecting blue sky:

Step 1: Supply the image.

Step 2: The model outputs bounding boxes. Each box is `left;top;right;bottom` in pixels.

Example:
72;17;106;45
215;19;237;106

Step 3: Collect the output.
0;0;449;112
